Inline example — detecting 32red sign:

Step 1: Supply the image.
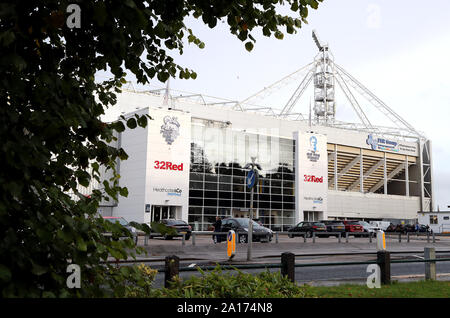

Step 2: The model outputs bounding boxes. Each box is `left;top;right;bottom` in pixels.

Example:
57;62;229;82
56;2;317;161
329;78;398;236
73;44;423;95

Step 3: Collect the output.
154;160;184;171
304;175;323;183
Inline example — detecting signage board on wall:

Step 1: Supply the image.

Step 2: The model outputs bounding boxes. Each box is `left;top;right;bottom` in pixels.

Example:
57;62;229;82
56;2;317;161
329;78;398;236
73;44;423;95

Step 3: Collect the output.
294;132;328;221
145;108;191;221
365;133;418;155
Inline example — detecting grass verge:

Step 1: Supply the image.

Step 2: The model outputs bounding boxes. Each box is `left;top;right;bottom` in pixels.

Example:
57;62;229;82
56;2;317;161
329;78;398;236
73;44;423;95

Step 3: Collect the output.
308;280;450;298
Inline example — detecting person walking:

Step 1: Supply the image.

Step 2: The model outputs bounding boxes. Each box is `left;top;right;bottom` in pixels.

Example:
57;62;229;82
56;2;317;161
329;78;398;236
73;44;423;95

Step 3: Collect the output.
213;216;222;244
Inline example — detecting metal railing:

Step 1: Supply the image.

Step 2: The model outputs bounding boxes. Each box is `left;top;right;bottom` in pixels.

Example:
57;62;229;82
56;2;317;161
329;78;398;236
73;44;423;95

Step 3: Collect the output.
160;247;450;287
140;230;450;246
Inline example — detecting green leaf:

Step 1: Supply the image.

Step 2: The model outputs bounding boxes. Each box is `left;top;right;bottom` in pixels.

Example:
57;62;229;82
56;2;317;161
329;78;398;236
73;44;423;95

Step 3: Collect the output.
77;237;87;252
31;263;48;276
126;118;137;129
0;265;12;282
245;41;254;52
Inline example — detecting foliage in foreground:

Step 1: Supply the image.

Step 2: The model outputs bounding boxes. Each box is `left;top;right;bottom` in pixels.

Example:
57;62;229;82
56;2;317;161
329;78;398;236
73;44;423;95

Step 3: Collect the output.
123;265;450;299
0;0;323;297
127;266;314;298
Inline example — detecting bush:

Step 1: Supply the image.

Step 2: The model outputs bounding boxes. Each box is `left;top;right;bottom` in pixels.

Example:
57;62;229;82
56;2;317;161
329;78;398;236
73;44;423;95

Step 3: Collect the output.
149;266;314;298
123;264;158;297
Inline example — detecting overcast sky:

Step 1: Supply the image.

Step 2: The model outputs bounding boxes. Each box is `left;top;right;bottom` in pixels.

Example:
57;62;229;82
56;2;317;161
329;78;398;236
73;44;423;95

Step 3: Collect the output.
101;0;450;210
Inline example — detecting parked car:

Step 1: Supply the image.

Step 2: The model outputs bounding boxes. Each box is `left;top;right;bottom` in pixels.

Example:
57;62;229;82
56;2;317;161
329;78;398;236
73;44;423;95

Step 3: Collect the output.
358;221;380;233
154;219;192;240
287;222;327;238
214;218;273;244
103;216;138;243
369;221;390;231
342;220;364;236
386;223;431;234
320;220;346;237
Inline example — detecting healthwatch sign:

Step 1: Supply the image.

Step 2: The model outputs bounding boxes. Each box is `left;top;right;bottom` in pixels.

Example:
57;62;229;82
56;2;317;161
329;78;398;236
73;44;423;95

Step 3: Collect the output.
366;134;399;152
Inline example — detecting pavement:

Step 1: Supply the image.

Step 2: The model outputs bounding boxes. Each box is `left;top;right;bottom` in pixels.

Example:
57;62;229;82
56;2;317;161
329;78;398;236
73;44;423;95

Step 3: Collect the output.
127;234;450;265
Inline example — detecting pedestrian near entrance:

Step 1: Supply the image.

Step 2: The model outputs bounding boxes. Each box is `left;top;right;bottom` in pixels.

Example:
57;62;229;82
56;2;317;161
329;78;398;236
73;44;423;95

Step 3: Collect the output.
213;216;222;244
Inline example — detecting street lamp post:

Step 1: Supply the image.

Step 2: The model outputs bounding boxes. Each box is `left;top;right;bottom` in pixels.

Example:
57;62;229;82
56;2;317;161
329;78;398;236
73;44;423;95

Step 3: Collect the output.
245;157;260;261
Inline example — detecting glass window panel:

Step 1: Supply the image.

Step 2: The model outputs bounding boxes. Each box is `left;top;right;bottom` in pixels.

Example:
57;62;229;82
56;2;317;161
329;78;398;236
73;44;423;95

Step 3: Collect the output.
190;173;203;181
219;183;231;191
204;199;217;207
189;207;202;214
189;189;203;198
232;184;245;193
233;192;245;200
219;208;231;217
219;199;231;207
190;164;204;173
219;191;232;199
204;174;218;182
189;181;203;190
204;190;218;199
232;200;245;208
204;207;217;215
204;182;217;190
189;198;203;206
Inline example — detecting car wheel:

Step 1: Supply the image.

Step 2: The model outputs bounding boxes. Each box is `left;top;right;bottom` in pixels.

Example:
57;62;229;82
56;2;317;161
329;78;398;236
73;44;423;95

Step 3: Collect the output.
239;234;248;244
288;233;294;238
185;235;190;241
213;235;218;244
306;231;313;238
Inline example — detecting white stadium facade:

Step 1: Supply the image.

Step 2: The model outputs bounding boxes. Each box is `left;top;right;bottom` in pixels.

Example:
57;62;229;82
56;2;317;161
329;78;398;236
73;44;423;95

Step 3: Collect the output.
85;32;434;231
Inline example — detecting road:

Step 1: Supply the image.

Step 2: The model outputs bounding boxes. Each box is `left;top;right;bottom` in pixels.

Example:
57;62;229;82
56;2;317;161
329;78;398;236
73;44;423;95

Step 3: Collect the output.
122;233;450;287
147;253;450;288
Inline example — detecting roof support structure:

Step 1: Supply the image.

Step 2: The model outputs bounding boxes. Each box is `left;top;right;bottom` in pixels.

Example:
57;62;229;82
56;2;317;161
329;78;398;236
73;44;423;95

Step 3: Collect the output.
347;158;384;191
369;162;406;193
329;155;360;188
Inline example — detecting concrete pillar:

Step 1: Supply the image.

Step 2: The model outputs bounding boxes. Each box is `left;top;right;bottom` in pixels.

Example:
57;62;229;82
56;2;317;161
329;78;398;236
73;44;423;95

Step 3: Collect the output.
281;252;295;283
424;247;436;280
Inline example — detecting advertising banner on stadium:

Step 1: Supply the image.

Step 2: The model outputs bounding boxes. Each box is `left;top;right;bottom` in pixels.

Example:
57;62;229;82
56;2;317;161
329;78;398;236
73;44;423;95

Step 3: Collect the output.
145;108;191;221
294;131;328;222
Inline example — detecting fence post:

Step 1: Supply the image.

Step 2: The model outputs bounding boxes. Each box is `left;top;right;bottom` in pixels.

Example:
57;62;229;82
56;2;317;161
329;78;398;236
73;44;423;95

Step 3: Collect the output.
377;251;391;285
398;233;401;243
304;233;306;243
275;232;279;244
424;247;436;280
192;232;196;246
345;232;349;243
164;255;180;288
144;234;148;246
432;232;436;243
281;252;295;283
407;233;410;243
312;232;316;243
338;233;341;243
427;232;430;243
182;233;186;246
369;232;372;243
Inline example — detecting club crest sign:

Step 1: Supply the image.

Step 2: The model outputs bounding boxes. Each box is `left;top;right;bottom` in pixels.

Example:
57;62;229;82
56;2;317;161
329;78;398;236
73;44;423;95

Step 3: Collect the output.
306;136;320;162
160;116;180;145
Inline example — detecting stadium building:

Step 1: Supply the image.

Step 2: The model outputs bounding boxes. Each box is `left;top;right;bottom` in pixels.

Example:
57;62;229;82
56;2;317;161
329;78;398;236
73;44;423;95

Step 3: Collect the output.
91;32;434;231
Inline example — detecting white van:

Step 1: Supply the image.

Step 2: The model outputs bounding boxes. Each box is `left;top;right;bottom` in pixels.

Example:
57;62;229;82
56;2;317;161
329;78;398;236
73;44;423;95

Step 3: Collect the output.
369;221;390;231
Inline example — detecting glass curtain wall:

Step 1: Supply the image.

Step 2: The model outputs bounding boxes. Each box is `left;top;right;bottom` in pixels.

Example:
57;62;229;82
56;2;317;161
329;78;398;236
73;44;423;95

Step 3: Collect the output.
189;119;295;231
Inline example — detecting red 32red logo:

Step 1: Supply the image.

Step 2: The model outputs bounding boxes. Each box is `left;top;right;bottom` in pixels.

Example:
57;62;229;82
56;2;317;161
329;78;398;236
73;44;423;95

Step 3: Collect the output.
154;160;183;171
304;175;323;183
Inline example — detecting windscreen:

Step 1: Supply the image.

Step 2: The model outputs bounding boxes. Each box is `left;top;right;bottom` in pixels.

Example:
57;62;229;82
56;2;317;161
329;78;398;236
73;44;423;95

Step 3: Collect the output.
234;218;262;228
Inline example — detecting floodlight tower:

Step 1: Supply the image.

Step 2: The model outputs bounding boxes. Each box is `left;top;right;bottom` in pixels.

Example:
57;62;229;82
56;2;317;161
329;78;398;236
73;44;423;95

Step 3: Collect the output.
312;30;336;124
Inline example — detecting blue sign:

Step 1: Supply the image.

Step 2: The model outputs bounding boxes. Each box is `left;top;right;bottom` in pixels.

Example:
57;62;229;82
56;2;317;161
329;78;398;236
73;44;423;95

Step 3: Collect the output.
246;170;257;189
366;134;399;152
